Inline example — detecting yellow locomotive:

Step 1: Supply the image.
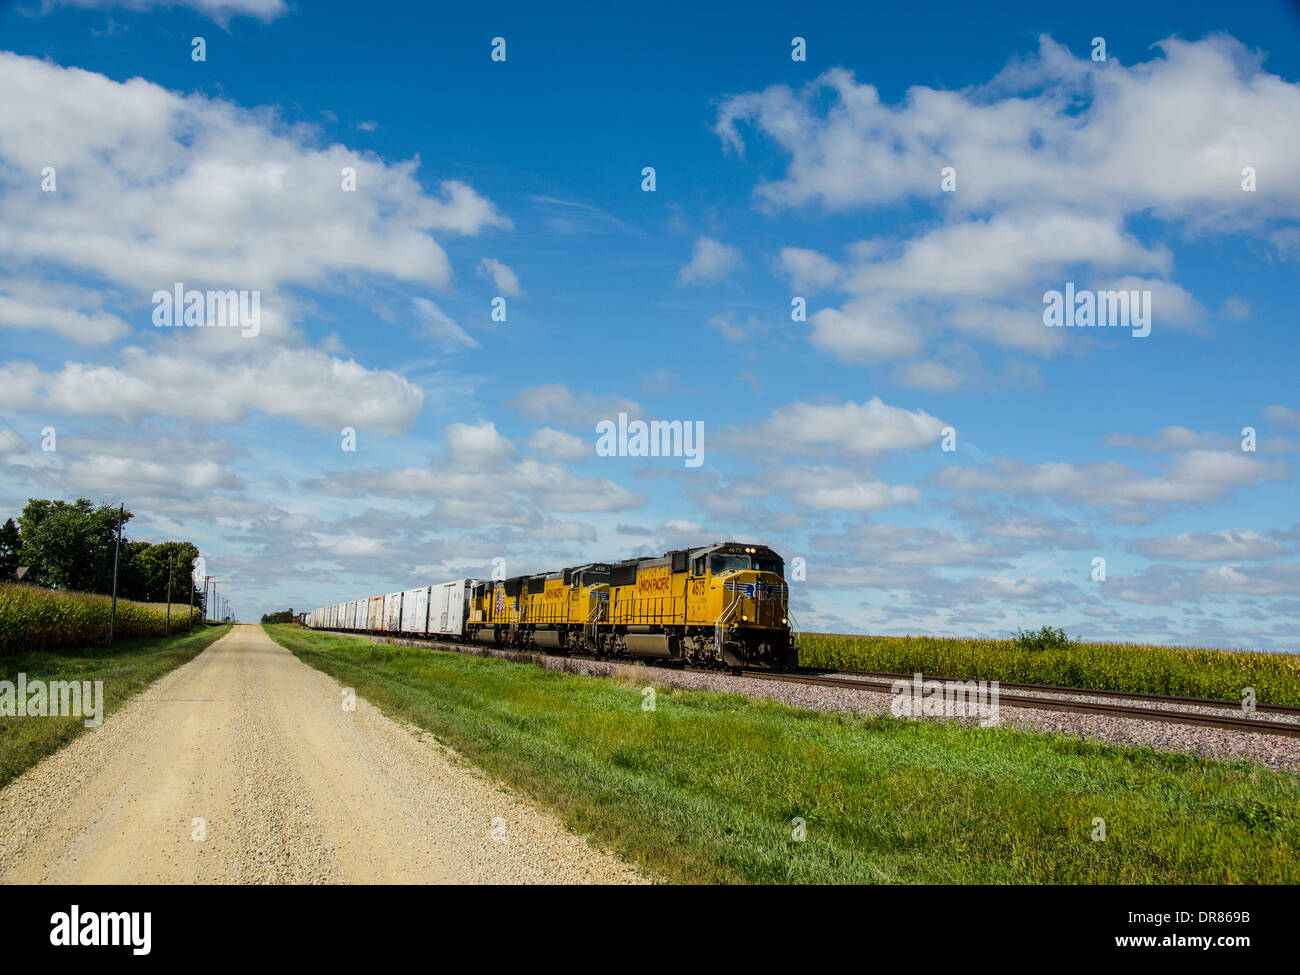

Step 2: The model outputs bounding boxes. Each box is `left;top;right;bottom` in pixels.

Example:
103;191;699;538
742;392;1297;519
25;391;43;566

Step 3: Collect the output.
466;542;794;669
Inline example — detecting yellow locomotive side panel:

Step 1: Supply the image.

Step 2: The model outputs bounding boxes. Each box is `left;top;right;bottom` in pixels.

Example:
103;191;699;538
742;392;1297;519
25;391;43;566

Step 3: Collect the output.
530;577;570;625
613;562;688;626
487;583;517;625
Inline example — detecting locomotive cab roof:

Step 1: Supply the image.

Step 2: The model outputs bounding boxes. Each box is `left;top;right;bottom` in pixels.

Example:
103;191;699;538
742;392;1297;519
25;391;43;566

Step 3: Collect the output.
690;541;784;563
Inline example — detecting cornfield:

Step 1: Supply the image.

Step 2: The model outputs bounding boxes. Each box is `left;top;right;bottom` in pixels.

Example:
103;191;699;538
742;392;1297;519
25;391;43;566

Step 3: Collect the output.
0;582;202;654
799;632;1300;708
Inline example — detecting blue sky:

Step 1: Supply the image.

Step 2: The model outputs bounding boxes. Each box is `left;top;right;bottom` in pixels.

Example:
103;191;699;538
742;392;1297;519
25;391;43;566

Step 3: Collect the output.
1;0;1298;649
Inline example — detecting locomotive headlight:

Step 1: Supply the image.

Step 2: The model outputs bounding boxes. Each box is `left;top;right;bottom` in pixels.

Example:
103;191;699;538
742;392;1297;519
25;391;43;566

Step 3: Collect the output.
741;614;749;622
782;617;788;624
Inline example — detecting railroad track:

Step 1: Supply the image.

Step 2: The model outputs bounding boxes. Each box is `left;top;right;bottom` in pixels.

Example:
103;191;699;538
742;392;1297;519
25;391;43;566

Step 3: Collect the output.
318;628;1300;738
807;667;1300;717
745;668;1300;737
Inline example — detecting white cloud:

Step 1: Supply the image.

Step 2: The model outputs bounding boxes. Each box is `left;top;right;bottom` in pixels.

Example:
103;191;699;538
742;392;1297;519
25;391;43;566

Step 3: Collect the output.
938;450;1289;508
509;383;642;429
797;479;920;512
1128;530;1285;562
63;454;244;495
0;346;423;434
0;52;508;336
847;524;1001;565
779;246;840;292
477;257;523;297
1264;405;1300;427
307;423;644;519
1105;426;1235;451
444;421;518;466
758;465;921;512
891;360;968;392
715;35;1300;379
527;427;591;462
729;397;946;456
0;281;130;345
679;236;741;284
706;311;768;343
413;297;480;349
716;36;1300;222
1111;562;1300;603
48;0;287;22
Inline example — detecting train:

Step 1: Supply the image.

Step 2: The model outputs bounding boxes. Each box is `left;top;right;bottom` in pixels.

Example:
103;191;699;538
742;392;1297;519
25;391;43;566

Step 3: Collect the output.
304;541;797;670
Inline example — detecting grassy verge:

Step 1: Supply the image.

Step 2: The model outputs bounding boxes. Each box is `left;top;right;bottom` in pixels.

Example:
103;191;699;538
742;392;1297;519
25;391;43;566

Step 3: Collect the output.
800;632;1300;707
0;623;231;789
267;624;1300;884
0;582;202;654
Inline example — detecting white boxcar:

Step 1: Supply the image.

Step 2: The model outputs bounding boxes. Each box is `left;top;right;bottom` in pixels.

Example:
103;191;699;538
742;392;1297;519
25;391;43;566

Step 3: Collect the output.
347;600;360;629
383;592;402;631
400;586;430;634
334;603;343;627
428;579;472;638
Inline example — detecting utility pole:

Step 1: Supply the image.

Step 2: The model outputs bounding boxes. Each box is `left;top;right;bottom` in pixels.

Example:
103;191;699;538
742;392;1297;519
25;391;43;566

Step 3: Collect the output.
188;562;196;629
107;503;124;648
165;553;173;636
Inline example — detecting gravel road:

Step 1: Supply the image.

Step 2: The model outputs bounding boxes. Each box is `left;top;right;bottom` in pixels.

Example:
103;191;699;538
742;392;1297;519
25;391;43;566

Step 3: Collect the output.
0;624;644;885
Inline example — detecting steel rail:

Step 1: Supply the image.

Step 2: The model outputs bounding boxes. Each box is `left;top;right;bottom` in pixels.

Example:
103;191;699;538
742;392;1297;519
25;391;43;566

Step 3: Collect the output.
742;669;1300;737
803;667;1300;716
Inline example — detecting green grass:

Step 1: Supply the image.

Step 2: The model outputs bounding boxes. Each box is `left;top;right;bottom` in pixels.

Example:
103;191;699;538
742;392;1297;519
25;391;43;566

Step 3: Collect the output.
267;624;1300;884
800;632;1300;707
0;582;203;654
0;623;231;789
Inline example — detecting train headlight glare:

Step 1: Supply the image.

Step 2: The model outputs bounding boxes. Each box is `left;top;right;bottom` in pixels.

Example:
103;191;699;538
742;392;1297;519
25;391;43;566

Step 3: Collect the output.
782;617;788;624
741;614;749;622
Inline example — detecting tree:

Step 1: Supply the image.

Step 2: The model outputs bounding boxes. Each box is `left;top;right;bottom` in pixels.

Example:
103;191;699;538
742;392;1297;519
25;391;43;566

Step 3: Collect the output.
7;498;205;603
17;499;129;592
120;540;202;604
0;518;20;580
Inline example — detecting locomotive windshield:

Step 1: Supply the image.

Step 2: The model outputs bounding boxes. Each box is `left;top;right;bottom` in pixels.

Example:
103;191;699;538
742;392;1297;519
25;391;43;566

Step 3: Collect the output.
709;554;785;575
710;555;748;574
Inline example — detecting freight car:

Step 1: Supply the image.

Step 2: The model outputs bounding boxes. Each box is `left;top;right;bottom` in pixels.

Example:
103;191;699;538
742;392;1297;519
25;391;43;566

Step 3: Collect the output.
303;541;795;669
